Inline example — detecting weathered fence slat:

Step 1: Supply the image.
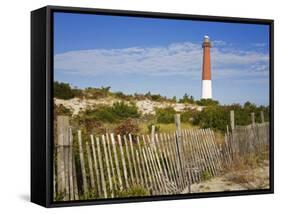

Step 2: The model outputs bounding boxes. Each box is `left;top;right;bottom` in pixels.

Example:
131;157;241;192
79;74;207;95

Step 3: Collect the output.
96;137;107;198
90;134;101;196
142;147;153;192
186;129;201;183
136;136;147;187
159;134;175;185
85;141;95;189
110;133;123;191
78;130;88;197
56;116;68;199
135;150;144;186
148;147;164;193
102;135;114;198
166;133;181;189
72;154;79;200
124;135;134;185
117;135;129;189
106;133;116;193
129;134;139;184
155;134;169;182
68;128;74;200
146;145;160;193
162;133;178;187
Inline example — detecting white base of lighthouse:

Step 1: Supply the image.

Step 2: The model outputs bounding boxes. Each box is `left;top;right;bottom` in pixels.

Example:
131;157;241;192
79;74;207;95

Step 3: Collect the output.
201;80;212;99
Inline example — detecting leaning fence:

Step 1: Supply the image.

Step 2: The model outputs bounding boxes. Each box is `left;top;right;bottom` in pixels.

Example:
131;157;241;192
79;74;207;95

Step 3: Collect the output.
54;116;222;201
222;122;269;164
54;112;269;201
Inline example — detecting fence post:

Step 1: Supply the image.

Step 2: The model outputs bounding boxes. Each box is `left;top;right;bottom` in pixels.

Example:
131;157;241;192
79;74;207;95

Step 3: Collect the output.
151;125;155;145
230;110;235;131
251;112;255;125
230;110;235;159
260;111;265;123
68;127;74;200
56;115;70;200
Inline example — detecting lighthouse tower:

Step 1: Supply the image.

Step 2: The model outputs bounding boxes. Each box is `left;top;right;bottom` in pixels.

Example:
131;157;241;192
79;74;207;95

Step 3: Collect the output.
201;35;212;99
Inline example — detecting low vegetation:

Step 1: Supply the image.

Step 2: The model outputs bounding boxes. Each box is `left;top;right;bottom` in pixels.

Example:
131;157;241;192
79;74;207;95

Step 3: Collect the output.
193;102;269;132
223;149;269;189
75;101;140;123
54;81;269;135
115;185;150;198
54;81;181;103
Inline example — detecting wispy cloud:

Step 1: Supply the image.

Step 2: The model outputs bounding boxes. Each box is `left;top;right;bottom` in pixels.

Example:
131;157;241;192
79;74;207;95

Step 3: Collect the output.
54;41;269;81
212;40;228;46
252;43;267;47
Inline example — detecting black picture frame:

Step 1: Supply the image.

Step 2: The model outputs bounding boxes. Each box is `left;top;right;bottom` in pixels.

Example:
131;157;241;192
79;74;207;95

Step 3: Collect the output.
31;5;274;208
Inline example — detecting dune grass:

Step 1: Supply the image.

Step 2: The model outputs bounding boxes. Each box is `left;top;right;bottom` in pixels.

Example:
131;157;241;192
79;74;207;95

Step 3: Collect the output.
139;122;197;134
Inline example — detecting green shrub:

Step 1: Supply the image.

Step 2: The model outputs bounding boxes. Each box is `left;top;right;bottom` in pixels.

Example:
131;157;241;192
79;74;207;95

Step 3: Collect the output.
72;88;83;98
144;91;173;102
181;110;197;123
179;93;195;104
111;101;140;119
76;102;140;124
192;101;269;132
77;106;116;123
150;94;163;101
196;99;219;106
84;86;111;99
114;91;133;100
54;81;75;99
193;106;228;132
155;107;176;124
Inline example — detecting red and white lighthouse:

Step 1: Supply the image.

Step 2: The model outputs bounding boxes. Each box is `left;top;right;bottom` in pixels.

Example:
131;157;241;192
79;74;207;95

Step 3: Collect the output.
201;35;212;99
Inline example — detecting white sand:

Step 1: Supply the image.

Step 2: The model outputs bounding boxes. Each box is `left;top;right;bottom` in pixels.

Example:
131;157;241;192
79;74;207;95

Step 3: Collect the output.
55;98;203;115
182;163;269;194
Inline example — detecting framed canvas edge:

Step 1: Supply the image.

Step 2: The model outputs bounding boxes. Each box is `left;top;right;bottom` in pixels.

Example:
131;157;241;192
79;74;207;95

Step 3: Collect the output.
31;5;274;208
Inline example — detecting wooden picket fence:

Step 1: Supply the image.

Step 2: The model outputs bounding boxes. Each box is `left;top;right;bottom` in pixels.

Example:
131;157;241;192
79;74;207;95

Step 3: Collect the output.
54;111;270;201
222;122;269;164
54;116;222;201
220;110;269;165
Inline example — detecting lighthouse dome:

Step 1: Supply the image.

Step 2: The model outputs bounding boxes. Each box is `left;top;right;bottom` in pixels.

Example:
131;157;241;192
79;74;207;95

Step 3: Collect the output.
204;35;210;42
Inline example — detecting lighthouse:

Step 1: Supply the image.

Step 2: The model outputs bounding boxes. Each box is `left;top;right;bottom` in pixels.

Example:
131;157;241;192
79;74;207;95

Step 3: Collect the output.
201;35;212;99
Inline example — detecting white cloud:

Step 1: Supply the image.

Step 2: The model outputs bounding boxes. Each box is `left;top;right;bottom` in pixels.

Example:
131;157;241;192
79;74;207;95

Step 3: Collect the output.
252;43;267;47
54;41;269;81
212;40;227;46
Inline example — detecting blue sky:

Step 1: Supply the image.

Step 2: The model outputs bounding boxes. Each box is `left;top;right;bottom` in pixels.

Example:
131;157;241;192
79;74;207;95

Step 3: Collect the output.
54;12;270;105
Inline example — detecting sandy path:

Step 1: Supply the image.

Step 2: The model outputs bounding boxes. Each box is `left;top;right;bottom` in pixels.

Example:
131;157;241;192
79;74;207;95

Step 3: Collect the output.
182;163;269;193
